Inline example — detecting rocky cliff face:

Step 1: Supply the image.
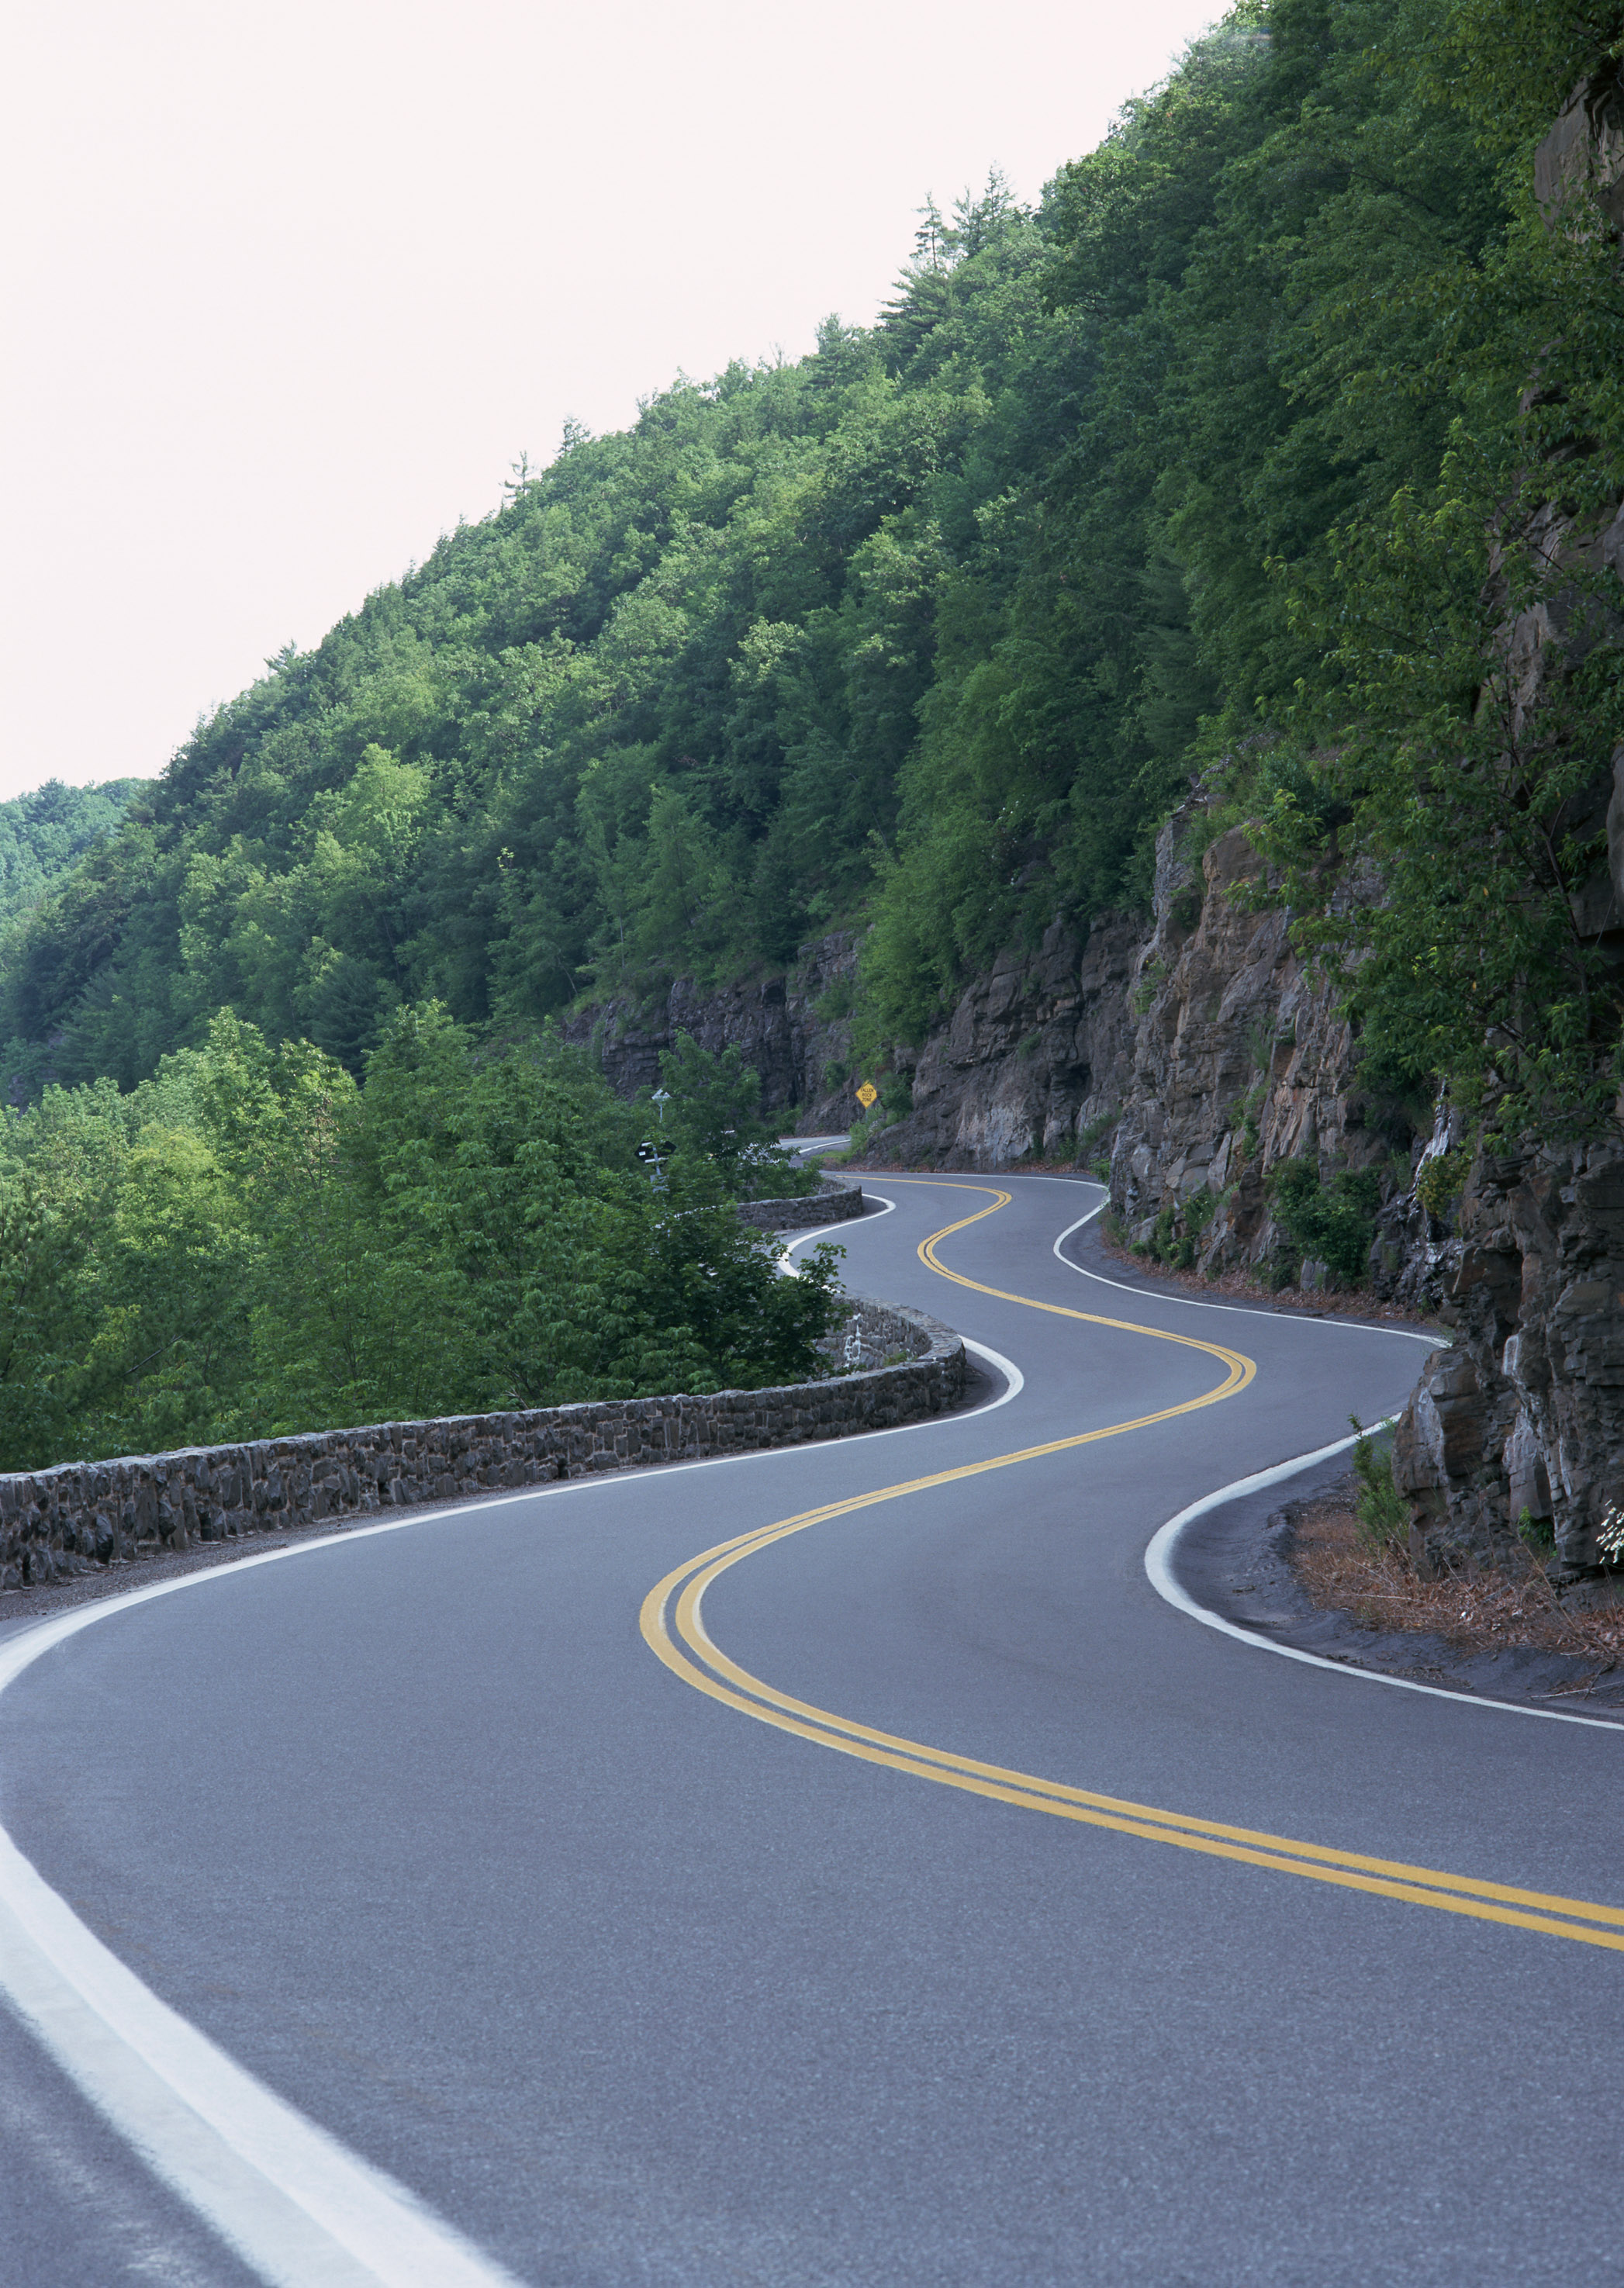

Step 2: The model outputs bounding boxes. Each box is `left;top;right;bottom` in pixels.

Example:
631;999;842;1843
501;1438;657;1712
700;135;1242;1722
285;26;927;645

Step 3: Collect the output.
1393;1142;1624;1578
1384;467;1624;1580
573;803;1398;1239
568;814;1621;1579
866;808;1392;1247
870;918;1141;1168
561;931;862;1128
1107;817;1379;1274
1386;83;1624;1582
1386;601;1624;1585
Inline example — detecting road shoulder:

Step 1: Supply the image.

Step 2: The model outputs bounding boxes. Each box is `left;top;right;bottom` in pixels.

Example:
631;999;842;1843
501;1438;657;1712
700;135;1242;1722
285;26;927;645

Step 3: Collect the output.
1173;1460;1624;1719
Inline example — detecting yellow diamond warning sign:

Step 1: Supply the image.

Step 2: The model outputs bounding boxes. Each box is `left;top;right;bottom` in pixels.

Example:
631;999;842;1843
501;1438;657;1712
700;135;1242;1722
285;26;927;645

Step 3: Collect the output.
855;1081;878;1109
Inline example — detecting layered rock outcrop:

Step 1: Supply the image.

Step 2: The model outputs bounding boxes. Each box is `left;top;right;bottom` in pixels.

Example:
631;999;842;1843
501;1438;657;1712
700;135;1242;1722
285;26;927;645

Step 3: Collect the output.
561;931;860;1125
1105;816;1383;1278
859;804;1412;1288
1390;1141;1624;1578
870;918;1140;1168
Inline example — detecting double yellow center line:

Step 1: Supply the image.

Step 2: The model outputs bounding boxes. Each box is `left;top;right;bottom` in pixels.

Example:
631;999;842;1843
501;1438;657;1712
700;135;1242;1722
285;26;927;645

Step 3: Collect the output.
640;1183;1624;1951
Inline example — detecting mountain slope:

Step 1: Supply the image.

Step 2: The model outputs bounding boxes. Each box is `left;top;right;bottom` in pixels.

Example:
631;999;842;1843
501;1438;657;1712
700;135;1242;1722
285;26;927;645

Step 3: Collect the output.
0;0;1614;1159
0;779;148;934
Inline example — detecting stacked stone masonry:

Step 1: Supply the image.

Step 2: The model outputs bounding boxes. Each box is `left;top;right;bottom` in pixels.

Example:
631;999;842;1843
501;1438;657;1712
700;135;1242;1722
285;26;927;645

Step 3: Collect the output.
735;1182;866;1231
0;1297;966;1590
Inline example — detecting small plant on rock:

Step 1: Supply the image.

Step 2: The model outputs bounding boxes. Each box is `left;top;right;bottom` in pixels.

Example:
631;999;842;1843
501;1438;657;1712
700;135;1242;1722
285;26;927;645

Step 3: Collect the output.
1517;1506;1556;1556
1237;1079;1266;1166
1270;1160;1380;1287
1132;958;1170;1015
1349;1415;1408;1552
1415;1144;1471;1223
880;1073;914;1123
1075;1108;1118;1180
1133;1188;1217;1272
816;979;855;1022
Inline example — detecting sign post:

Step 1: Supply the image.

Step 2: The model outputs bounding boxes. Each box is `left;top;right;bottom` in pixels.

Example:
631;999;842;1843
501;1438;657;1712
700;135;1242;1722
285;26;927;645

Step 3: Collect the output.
635;1139;669;1194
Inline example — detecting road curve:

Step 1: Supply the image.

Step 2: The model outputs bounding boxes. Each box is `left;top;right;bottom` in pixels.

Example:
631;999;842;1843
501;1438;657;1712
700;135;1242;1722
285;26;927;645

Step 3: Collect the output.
2;1175;1622;2286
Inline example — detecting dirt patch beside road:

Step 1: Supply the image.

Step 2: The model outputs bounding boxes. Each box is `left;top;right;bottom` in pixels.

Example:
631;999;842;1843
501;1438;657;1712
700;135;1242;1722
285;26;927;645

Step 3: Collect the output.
1288;1485;1624;1674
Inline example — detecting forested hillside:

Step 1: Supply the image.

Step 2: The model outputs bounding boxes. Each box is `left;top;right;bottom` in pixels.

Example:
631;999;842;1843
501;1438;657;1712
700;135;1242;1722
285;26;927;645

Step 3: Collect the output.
0;779;147;942
8;0;1616;1128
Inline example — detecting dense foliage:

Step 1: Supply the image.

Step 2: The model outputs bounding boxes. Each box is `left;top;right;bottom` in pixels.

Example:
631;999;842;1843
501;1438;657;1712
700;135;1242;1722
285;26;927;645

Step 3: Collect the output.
0;1020;839;1472
0;778;147;939
1246;3;1624;1139
0;0;1546;1086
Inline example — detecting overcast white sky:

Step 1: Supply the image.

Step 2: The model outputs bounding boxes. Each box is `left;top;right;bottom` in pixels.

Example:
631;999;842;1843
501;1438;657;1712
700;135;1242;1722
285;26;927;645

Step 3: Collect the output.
1;0;1220;803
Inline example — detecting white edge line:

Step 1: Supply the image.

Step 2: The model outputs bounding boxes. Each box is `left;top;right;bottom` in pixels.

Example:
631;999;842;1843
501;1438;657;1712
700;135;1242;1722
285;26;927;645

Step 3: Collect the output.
2;1536;537;2283
1145;1438;1624;1732
959;1339;1023;1411
0;1827;519;2288
0;1211;1014;2285
776;1194;1024;1410
1049;1184;1442;1343
779;1190;897;1261
1010;1177;1612;1733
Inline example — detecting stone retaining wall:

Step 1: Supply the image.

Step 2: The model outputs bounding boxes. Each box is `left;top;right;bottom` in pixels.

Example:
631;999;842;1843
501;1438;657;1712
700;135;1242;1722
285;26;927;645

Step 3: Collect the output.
0;1295;965;1590
735;1180;865;1231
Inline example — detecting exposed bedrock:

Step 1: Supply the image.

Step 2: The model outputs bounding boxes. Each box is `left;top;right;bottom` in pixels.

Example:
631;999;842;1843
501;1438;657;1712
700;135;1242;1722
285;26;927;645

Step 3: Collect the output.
561;931;861;1125
869;917;1141;1170
1107;815;1380;1270
1393;1143;1624;1580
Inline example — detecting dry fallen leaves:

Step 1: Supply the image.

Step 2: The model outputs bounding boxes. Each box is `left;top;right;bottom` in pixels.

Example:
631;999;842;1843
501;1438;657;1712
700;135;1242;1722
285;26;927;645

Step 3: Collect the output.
1289;1495;1624;1669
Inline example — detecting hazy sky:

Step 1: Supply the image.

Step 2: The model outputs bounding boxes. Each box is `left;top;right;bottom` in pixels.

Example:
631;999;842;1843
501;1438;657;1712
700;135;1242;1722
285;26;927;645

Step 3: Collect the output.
2;0;1220;803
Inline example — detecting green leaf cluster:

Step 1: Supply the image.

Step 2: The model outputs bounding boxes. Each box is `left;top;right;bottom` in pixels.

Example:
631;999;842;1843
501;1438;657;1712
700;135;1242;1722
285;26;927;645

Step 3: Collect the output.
0;1012;842;1471
1349;1414;1409;1550
0;779;147;928
1268;1161;1382;1285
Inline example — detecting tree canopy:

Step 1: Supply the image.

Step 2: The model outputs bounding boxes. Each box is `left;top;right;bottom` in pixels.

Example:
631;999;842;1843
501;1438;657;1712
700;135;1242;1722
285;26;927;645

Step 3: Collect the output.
0;1014;839;1471
4;0;1622;1142
0;778;149;940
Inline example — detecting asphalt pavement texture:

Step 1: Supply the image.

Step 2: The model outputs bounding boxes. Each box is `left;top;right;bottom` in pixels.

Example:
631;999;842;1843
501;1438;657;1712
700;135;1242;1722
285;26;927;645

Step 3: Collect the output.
3;1173;1622;2286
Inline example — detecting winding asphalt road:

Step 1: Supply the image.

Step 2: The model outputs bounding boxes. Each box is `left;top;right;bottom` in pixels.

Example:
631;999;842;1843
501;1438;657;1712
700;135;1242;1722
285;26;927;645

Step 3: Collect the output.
3;1175;1624;2286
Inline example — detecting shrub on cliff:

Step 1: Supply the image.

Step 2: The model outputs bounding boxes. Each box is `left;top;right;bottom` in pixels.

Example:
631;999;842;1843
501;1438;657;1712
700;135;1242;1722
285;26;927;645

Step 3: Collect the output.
1268;1162;1381;1287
